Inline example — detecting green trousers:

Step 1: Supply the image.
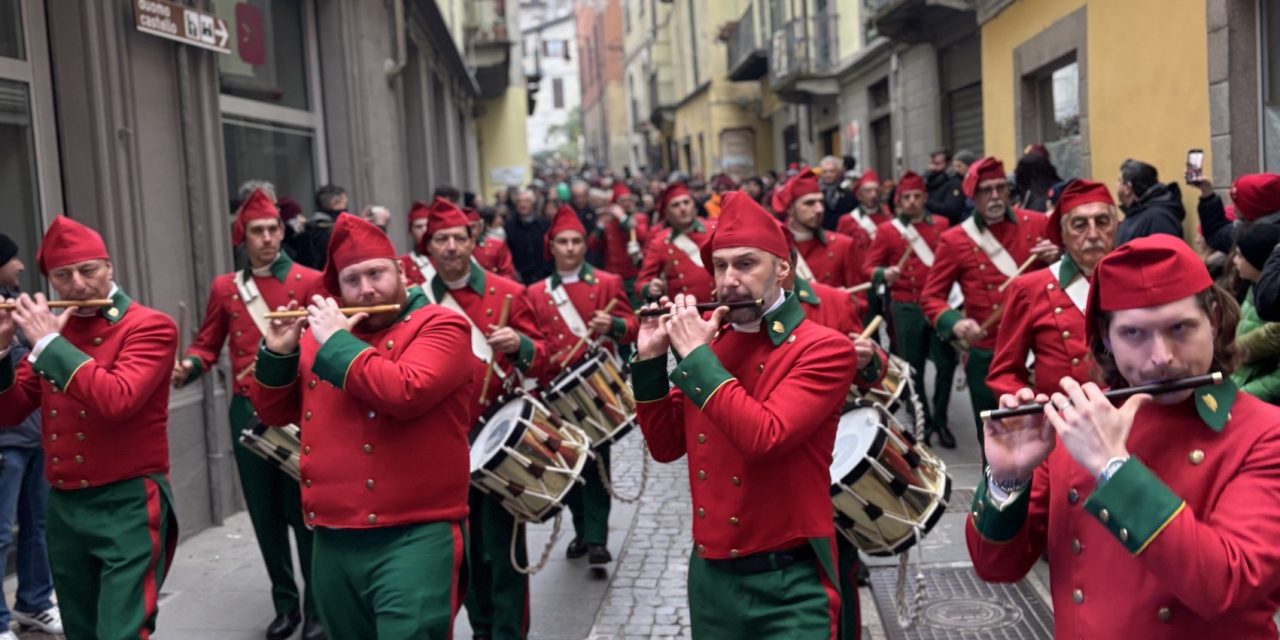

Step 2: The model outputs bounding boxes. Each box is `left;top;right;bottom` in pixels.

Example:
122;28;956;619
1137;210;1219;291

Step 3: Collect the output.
311;521;466;639
565;444;611;546
964;347;997;453
465;489;529;638
834;536;861;640
231;395;316;618
688;539;841;639
623;276;641;310
47;474;177;640
890;302;957;430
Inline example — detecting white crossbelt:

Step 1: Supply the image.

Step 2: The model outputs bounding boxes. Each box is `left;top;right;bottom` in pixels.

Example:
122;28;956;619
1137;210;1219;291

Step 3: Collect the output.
1052;258;1090;313
436;289;495;361
671;233;704;267
234;272;273;338
959;218;1019;277
891;218;935;267
548;281;589;338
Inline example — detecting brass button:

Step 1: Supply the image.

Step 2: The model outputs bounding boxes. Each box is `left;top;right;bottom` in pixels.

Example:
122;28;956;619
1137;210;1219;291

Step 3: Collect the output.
757;363;764;372
49;434;58;442
56;479;64;487
489;287;496;294
697;508;705;518
80;479;88;488
296;273;302;281
729;516;739;526
366;479;375;489
787;335;796;343
363;444;373;453
1047;283;1056;291
305;411;313;420
697;470;706;480
93;337;104;346
368;513;377;524
985;284;993;290
76;432;85;441
1067;488;1079;504
304;478;313;488
235;330;243;338
1099;508;1110;523
697;433;706;444
367;411;376;419
303;446;311;454
979;264;986;271
1072;589;1084;604
308;379;317;389
1071;357;1080;366
1071;538;1081;555
50;410;58;418
74;455;84;464
731;476;741;486
308;512;316;521
486;309;493;316
1061;331;1071;339
1157;606;1172;622
694;387;702;394
78;410;86;419
1188;450;1205;465
1119;528;1129;542
729;549;740;559
232;312;239;319
385;340;394;350
696;544;705;554
680;371;688;378
237;349;246;356
51;457;59;465
1054;307;1063;315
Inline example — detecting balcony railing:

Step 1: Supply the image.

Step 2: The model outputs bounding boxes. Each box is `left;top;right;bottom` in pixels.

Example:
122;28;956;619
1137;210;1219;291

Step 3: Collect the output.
771;15;840;82
726;4;768;81
466;0;511;44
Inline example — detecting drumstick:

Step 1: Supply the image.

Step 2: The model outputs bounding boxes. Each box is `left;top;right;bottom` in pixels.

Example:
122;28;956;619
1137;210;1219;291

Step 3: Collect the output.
0;298;113;311
980;372;1223;421
844;282;873;294
894;245;915;270
479;294;514;404
997;256;1039;293
175;301;188;366
559;299;621;366
235;363;256;382
264;304;402;319
857;315;883;340
636;298;762;318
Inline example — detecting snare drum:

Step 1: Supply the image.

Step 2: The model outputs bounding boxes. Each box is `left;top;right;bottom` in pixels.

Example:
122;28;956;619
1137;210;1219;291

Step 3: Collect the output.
544;350;636;448
847;354;910;414
470;392;592;523
829;403;951;556
239;422;302;482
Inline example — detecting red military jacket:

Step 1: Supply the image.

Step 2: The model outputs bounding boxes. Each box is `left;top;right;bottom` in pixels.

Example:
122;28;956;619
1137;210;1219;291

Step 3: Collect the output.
986;258;1091;398
633;292;856;559
427;262;548;417
635;219;717;302
0;288;175;489
184;254;325;396
795;227;863;290
863;215;950;304
249;288;473;528
794;277;888;390
588;211;650;279
836;205;892;240
526;263;637;380
967;382;1280;639
920;209;1047;351
473;236;519;281
398;252;431;286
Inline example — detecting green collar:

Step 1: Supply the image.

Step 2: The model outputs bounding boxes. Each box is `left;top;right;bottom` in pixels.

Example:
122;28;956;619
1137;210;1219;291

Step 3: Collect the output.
549;262;596;288
102;287;131;324
1194;376;1238;433
430;261;487;302
398;286;429;319
670;219;706;239
793;277;820;306
972;209;1017;230
1057;254;1081;287
763;291;805;347
243;251;293;283
897;214;934;227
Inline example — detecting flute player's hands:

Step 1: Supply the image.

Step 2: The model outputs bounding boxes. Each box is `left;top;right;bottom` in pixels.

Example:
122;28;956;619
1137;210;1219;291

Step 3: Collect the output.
1044;377;1147;478
264;301;306;355
984;387;1056;482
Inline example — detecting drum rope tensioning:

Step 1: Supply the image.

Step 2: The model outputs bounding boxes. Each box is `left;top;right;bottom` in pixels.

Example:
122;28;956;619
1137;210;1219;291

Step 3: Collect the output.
595;441;649;504
510;512;564;576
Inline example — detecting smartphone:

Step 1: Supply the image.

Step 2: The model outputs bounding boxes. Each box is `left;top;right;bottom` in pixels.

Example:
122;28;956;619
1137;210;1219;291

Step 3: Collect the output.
1185;149;1205;184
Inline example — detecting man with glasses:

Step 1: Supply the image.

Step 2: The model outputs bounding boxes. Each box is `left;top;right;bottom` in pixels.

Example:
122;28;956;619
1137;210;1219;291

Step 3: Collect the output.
636;183;716;302
921;158;1053;451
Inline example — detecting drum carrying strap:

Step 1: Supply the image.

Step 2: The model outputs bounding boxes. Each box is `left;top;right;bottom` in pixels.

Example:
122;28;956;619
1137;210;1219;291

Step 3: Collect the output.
793;251;816;282
547;281;590;338
959;218;1019;277
671;232;704;267
1053;258;1090;313
411;252;438;285
437;290;496;362
235;272;274;338
850;211;878;237
891;219;935;267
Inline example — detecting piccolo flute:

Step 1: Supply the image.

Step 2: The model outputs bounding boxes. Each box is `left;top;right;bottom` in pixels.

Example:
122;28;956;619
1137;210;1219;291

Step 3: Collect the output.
636;298;763;318
264;304;402;319
0;299;113;311
980;372;1223;421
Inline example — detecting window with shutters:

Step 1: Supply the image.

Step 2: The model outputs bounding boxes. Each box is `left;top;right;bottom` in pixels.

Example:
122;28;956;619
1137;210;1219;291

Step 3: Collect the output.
553;78;564;109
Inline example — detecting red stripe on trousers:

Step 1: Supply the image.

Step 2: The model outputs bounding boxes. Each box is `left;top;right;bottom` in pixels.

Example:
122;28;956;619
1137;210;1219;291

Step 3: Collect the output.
139;478;163;640
448;521;465;640
820;536;842;640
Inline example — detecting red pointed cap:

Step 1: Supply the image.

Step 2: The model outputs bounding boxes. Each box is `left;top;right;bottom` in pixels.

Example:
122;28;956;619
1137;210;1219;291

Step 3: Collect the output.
857;169;880;188
37;215;110;275
1048;180;1114;247
422;197;469;241
895;171;926;198
611;182;632;202
1230;173;1280;221
962;157;1006;198
656;183;692;215
544;205;587;260
699;192;788;276
406;200;431;232
770;168;821;215
463;206;481;223
1084;235;1213;344
322;213;398;296
231;189;280;246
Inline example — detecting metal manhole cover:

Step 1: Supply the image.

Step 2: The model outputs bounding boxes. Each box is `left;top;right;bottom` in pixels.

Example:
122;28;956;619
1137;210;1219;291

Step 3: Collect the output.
870;566;1053;639
947;488;975;513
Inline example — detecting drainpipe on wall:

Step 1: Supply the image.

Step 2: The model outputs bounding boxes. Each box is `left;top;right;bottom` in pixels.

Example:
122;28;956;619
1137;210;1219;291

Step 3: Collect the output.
384;0;408;83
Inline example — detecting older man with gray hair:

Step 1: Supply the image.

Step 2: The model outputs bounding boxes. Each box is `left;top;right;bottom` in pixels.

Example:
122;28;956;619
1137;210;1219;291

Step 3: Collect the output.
818;155;856;230
505;188;554;284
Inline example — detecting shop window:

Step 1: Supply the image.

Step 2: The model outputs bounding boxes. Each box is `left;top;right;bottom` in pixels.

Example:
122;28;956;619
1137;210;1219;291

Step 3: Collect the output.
0;0;24;60
222;117;317;215
1024;56;1082;179
0;79;40;292
214;0;310;110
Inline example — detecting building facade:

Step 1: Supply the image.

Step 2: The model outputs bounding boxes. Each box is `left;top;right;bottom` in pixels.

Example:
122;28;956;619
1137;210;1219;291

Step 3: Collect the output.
576;0;630;170
521;0;580;160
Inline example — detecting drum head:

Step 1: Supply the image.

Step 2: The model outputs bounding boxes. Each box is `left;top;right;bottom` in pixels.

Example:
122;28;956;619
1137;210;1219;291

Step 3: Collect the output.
548;352;602;395
469;399;526;472
830;407;885;483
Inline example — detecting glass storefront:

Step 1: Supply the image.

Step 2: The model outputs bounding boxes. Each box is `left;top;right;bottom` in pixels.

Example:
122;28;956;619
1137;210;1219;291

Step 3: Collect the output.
0;78;40;292
0;0;24;60
222;116;317;210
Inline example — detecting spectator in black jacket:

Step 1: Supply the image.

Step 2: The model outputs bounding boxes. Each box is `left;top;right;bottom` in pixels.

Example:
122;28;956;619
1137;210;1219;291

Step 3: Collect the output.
1257;244;1280;321
818;155;856;230
293;183;348;269
1013;152;1062;212
925;149;967;224
505;188;553;284
1115;159;1185;246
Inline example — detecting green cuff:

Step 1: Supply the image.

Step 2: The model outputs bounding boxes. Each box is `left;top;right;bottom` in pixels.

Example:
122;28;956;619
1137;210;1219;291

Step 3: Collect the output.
970;477;1031;542
32;336;92;392
934;308;963;341
1083;458;1185;554
515;334;536;371
857;352;882;383
670;345;734;410
0;350;14;392
184;355;204;383
873;267;886;287
630;354;671;402
608;316;627;340
255;342;301;389
312;330;373;390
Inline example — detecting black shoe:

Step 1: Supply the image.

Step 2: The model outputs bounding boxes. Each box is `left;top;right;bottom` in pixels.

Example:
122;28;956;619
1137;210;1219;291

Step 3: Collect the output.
566;537;588;559
935;425;957;449
855;561;871;587
302;616;326;640
266;611;301;640
588;544;613;565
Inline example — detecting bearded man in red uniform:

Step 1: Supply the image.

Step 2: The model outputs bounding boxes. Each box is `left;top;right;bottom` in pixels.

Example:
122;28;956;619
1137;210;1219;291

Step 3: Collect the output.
635;184;716;302
774;169;865;300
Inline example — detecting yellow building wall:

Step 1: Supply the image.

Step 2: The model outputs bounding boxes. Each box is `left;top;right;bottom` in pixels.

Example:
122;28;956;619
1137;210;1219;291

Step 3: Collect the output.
476;86;532;197
835;0;863;60
982;0;1210;235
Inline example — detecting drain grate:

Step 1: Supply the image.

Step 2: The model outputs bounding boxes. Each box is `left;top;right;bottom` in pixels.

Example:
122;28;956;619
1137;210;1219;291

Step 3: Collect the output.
870;566;1054;639
946;488;975;513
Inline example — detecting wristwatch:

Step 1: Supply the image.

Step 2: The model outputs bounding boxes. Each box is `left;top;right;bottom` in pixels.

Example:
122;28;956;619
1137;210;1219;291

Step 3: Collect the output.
1096;456;1130;487
986;466;1030;494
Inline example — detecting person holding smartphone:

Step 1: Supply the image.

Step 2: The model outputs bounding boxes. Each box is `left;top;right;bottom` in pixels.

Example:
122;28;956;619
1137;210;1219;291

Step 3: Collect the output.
1114;159;1185;246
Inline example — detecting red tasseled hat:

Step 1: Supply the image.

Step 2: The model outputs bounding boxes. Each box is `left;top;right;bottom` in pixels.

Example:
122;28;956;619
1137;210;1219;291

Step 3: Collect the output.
857;169;880;189
699;192;788;276
463;206;481;224
895;171;926;201
544;205;587;260
1047;180;1114;247
962;157;1007;199
231;189;280;246
37;215;110;275
406;200;430;232
1230;173;1280;222
611;182;632;203
770;168;821;215
415;197;471;256
656;183;692;216
323;213;398;296
1084;235;1213;344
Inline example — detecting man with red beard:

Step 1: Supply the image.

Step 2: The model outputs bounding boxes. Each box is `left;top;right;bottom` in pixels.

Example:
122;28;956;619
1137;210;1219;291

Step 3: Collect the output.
635;183;716;302
775;169;865;301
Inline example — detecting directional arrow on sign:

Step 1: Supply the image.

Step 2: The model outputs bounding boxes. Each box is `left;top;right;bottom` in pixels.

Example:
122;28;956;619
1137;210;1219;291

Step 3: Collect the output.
214;19;229;49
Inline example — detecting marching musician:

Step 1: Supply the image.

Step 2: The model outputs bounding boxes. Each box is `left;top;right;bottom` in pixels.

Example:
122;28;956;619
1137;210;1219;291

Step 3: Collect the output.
969;235;1280;638
920;159;1052;448
775;169;866;299
635;183;716;302
633;192;856;639
587;186;649;307
835;169;893;240
988;179;1116;398
397;199;433;285
466;206;519;281
528;205;638;566
249;213;472;638
863;172;958;448
174;189;326;640
416;196;548;640
0;216;179;639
